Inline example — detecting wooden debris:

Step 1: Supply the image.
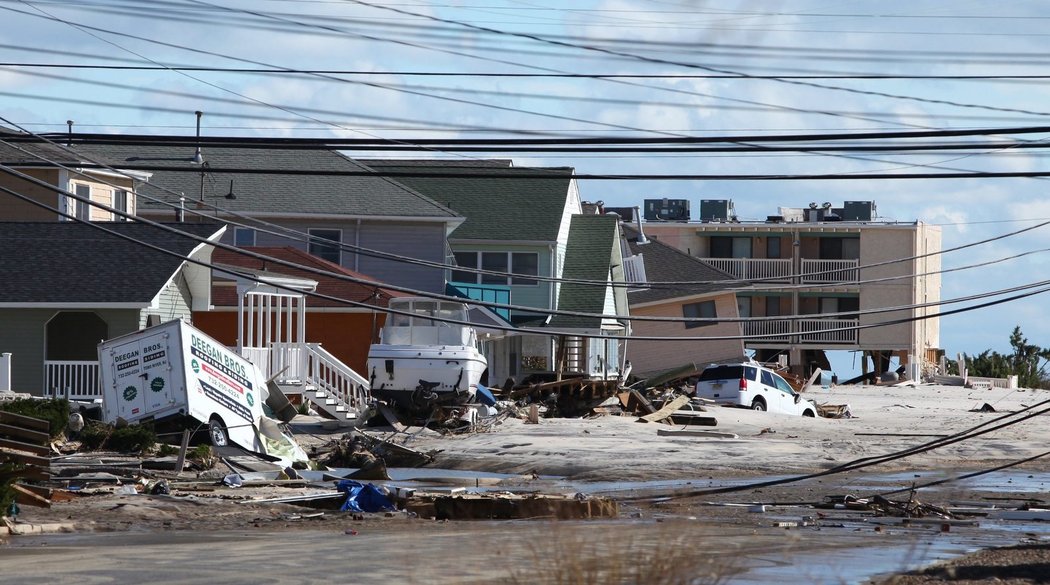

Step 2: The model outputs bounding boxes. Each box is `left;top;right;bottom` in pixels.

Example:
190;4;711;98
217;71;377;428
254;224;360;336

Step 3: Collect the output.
636;395;690;424
657;429;737;439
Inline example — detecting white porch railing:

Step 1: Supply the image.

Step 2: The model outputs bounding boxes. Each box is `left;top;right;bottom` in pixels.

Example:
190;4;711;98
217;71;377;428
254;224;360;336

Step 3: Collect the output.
701;258;792;281
743;319;792;341
742;318;858;344
797;318;858;343
305;343;371;413
45;360;101;400
801;259;859;283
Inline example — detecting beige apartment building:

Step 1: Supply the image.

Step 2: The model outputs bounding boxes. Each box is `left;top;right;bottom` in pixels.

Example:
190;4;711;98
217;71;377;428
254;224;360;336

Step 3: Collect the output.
640;199;941;377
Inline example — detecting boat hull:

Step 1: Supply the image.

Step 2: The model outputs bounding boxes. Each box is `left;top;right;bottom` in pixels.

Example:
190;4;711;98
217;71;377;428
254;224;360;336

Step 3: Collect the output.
367;344;488;408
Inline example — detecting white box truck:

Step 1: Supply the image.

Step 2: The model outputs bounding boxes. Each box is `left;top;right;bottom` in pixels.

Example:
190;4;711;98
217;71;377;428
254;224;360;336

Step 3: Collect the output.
98;319;306;464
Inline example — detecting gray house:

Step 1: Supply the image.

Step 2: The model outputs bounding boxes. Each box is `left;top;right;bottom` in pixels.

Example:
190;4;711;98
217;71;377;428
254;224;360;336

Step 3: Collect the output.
76;144;463;295
0;222;224;397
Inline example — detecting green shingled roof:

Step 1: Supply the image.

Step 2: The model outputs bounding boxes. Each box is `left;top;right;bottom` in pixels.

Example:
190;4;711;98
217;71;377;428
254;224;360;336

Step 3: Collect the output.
362;160;574;241
549;214;620;330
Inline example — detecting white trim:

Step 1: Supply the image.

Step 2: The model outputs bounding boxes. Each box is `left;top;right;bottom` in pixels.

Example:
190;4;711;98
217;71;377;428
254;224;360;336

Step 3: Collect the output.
73;167;152;181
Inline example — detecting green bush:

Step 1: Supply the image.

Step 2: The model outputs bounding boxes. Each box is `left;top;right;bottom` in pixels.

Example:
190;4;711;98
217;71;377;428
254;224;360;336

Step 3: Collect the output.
0;398;70;439
79;421;156;454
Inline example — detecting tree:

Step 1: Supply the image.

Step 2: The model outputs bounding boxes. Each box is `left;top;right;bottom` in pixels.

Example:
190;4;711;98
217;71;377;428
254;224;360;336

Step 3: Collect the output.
962;326;1050;389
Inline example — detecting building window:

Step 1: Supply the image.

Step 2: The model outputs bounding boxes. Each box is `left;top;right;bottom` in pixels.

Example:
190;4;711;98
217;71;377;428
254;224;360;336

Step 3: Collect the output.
766;236;781;259
511;253;538;285
308;228;341;264
683;300;717;329
452;251;540;286
113;190;129;221
75;184;91;221
234;227;256;247
451;251;477;283
710;236;752;258
480;252;508;285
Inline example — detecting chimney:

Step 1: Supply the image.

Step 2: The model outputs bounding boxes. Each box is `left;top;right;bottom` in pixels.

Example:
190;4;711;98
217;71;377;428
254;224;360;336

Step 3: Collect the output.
633;206;649;244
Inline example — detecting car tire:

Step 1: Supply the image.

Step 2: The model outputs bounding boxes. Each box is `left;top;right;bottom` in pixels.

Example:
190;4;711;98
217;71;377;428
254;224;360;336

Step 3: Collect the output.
802;409;815;417
208;417;229;448
751;398;766;411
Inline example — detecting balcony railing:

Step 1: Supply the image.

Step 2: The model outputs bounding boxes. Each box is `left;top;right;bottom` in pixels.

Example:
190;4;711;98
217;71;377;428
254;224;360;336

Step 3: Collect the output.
800;259;859;283
743;318;858;344
698;257;859;284
44;360;101;400
701;258;792;281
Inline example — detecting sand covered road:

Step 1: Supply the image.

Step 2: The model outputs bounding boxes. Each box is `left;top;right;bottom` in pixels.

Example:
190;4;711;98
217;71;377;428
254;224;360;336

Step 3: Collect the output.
391;383;1050;481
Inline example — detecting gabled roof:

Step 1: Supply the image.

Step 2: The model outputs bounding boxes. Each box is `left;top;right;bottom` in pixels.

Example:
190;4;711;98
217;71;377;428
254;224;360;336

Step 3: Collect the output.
548;214;621;330
73;144;461;220
362;160;574;241
0;222;223;305
622;224;742;305
210;246;406;308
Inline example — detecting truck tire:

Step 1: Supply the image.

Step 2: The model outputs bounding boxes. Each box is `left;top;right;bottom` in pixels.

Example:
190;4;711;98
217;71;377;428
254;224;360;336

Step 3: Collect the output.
751;398;766;411
208;417;229;447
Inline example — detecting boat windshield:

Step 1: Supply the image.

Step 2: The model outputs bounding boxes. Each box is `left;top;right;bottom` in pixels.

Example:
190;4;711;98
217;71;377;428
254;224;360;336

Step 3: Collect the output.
388;300;468;328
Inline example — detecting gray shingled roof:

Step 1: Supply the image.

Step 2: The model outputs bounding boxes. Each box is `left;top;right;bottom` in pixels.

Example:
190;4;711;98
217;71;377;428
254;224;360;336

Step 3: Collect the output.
622;224;742;305
0;222;223;304
0;128;83;167
549;214;620;330
361;160;574;241
72;144;460;219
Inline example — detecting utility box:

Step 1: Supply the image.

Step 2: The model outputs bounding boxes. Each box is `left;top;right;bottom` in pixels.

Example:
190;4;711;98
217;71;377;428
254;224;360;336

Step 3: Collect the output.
842;201;876;221
644;198;690;221
699;199;735;222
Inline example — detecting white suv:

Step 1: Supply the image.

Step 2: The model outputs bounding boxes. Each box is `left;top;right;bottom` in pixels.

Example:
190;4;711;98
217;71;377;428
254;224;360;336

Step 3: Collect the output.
695;363;817;417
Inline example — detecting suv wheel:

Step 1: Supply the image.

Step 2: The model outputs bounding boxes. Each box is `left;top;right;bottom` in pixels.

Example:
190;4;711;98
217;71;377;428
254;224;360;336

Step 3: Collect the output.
751;398;766;411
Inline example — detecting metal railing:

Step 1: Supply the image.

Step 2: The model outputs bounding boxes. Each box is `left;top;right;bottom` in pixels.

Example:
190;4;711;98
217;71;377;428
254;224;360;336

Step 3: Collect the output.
800;259;859;283
44;360;101;399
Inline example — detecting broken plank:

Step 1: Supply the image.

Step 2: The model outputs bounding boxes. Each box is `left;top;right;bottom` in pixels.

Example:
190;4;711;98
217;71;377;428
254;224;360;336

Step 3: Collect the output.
12;484;50;508
667;411;718;427
0;449;51;468
0;411;50;433
0;437;51;457
657;429;739;439
0;423;50;446
377;403;407;433
637;395;690;423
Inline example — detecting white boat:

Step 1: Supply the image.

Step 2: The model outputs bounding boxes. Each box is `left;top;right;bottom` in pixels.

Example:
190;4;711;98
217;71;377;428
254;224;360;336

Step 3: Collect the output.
366;297;488;410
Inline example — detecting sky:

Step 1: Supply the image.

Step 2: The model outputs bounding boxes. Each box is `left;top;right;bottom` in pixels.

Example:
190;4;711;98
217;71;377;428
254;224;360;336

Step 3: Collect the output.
4;0;1050;374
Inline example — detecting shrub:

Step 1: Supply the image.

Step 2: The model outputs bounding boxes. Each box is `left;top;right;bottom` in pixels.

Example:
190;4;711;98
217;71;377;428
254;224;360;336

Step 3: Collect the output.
0;398;69;439
78;421;156;454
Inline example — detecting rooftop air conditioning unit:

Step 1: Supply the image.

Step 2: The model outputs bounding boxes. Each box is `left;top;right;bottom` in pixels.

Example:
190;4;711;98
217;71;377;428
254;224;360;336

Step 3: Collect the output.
699;199;734;222
643;198;690;221
842;201;876;221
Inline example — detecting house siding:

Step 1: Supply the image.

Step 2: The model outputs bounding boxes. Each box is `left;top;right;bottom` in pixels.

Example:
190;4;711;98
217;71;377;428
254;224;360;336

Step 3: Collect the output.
0;308;141;395
0;168;63;220
142;269;193;328
223;218;447;294
627;294;745;377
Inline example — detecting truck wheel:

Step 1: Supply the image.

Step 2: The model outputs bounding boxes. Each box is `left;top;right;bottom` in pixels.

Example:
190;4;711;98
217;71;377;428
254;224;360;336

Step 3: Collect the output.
751;398;766;411
208;417;229;447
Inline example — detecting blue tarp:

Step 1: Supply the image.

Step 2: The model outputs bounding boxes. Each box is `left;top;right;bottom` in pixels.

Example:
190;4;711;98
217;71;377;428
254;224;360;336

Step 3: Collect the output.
475;382;497;407
336;480;395;513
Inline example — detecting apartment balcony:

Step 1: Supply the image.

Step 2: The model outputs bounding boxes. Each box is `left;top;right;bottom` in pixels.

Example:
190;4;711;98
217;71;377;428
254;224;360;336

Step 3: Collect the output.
743;317;859;344
699;257;858;284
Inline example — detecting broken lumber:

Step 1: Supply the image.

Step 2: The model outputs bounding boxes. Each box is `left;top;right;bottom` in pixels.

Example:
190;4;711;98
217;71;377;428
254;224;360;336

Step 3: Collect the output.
636;395;690;424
